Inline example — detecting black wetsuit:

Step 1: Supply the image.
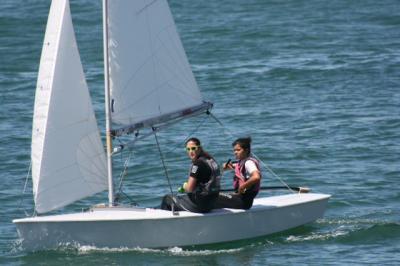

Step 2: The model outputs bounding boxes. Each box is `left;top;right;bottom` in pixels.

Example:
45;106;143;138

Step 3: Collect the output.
161;156;220;213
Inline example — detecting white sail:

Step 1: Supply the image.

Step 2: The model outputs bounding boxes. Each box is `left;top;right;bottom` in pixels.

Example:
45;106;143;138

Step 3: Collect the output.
31;0;107;214
107;0;208;130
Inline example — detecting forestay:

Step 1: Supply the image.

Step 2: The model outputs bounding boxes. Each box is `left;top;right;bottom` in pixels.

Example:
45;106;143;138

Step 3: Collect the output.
31;0;107;214
107;0;210;134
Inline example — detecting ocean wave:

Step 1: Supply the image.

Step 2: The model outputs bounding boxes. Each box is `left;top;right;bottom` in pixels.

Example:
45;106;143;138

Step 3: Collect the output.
163;246;244;256
42;242;246;256
76;245;244;256
285;227;349;243
285;219;400;244
317;218;398;226
335;223;400;244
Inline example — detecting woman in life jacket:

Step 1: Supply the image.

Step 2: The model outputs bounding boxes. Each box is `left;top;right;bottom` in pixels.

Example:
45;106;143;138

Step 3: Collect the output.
215;137;261;209
160;137;220;213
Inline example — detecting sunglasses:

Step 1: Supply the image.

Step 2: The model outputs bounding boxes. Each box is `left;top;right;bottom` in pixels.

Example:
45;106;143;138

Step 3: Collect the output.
186;146;199;152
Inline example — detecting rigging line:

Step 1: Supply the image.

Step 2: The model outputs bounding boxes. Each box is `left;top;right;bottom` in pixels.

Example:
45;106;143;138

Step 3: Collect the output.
116;147;132;193
137;0;158;15
113;137;138;205
208;112;295;193
113;108;210;153
153;127;174;196
249;153;295;194
118;189;137;206
120;159;131;193
164;112;210;154
23;161;31;194
18;161;32;217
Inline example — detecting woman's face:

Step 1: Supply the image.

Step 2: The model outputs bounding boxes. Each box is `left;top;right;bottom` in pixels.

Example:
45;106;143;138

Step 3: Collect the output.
186;141;200;161
233;144;247;160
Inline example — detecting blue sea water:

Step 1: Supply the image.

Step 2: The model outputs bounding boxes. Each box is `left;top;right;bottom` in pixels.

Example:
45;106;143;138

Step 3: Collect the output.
1;0;400;265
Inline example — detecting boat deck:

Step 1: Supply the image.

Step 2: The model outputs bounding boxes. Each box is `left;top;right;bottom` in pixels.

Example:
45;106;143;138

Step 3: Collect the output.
13;193;330;223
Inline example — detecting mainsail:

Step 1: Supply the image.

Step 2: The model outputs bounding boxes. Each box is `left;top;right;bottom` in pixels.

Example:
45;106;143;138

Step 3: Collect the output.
31;0;107;214
106;0;210;135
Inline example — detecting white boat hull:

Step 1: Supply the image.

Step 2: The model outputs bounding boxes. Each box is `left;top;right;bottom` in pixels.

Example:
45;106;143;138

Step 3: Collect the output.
13;193;330;251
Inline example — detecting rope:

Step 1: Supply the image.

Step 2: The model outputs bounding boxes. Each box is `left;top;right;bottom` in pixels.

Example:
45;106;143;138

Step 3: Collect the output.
209;112;296;193
113;109;211;154
112;113;211;211
164;112;210;154
249;153;295;193
23;161;31;195
116;149;132;193
113;147;138;205
153;127;174;196
18;161;34;216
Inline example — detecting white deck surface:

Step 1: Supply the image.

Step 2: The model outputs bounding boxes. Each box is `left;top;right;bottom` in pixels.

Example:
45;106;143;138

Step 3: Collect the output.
14;193;330;223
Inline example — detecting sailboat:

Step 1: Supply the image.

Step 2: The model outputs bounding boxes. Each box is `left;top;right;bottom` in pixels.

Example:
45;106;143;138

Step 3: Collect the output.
13;0;330;251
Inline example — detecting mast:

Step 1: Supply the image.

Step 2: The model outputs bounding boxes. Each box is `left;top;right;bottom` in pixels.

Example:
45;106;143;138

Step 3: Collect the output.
103;0;114;207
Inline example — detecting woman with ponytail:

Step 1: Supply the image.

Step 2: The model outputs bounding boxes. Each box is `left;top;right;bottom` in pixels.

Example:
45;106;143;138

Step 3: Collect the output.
161;137;220;213
215;137;262;209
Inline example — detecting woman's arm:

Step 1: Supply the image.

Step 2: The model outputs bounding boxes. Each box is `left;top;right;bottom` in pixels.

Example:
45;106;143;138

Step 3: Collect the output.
238;170;261;194
238;160;261;194
184;176;197;192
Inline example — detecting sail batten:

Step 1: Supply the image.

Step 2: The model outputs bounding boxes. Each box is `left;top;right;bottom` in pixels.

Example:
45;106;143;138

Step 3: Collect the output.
108;0;206;128
32;0;107;214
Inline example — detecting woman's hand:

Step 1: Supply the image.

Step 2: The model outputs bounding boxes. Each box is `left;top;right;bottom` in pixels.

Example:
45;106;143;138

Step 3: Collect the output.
223;162;234;170
238;185;247;194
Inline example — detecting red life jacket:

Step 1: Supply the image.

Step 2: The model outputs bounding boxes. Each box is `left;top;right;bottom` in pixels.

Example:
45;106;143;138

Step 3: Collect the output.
233;157;261;193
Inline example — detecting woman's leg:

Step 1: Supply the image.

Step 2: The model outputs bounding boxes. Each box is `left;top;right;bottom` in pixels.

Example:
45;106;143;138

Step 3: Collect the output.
214;193;246;209
160;194;201;212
